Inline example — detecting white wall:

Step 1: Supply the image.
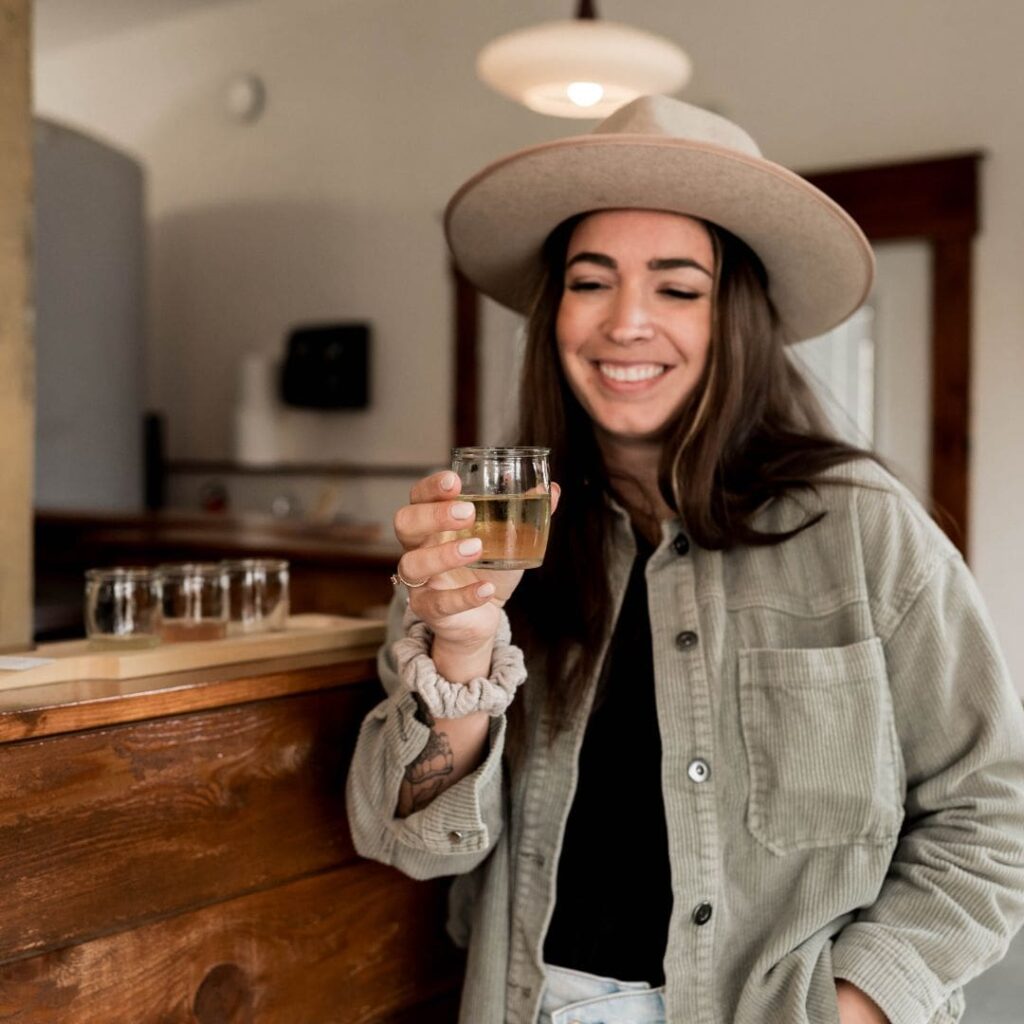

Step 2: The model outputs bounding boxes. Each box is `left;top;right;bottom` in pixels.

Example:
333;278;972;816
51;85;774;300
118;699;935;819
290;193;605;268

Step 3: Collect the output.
34;0;1024;690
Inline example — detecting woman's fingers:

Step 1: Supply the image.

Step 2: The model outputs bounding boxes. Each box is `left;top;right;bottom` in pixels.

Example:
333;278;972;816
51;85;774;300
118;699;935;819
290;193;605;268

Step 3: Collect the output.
394;501;474;550
409;470;460;505
396;535;484;588
408;578;497;621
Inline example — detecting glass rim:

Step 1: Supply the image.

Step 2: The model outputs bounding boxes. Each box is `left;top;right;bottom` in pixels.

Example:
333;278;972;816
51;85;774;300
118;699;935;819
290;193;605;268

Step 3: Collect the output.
85;567;161;582
451;446;550;459
156;562;228;578
220;558;290;572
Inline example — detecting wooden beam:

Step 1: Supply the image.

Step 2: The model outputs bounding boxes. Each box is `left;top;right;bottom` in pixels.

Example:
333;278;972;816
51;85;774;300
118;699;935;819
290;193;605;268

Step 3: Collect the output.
452;261;480;448
804;153;981;241
0;0;34;647
930;238;972;553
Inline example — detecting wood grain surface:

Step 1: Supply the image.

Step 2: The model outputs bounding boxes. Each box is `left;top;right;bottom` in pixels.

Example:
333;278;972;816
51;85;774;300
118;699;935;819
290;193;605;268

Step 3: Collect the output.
0;860;463;1023
0;684;379;962
0;648;379;743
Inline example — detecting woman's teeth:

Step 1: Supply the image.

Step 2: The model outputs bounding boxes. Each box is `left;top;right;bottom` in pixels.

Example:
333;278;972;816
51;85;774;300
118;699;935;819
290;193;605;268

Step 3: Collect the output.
598;362;666;382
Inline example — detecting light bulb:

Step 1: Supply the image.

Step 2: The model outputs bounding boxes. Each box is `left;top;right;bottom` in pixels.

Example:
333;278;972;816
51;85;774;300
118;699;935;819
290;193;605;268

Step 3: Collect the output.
566;81;605;107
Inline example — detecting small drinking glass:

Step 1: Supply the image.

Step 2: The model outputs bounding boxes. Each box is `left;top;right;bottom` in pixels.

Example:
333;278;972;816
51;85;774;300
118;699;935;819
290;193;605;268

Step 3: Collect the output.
222;558;290;635
450;446;551;570
85;568;163;649
158;563;229;642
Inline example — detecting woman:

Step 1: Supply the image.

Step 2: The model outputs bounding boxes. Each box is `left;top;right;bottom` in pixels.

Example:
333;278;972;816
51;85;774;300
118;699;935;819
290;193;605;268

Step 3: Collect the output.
346;97;1024;1024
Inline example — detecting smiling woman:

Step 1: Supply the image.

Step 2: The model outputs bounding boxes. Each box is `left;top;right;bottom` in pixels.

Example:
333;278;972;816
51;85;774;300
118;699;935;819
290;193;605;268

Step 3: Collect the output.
346;95;1024;1024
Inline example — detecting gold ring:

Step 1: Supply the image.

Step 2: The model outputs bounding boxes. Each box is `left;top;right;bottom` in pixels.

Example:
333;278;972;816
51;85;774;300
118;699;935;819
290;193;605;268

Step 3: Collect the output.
390;568;428;589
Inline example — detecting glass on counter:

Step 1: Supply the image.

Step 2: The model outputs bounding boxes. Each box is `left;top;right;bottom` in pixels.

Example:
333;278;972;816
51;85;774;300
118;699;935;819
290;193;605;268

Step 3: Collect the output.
158;563;229;642
222;558;290;634
85;568;163;649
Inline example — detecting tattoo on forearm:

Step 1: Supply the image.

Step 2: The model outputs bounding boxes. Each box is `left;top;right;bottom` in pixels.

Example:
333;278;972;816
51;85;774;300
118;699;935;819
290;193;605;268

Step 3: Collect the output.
397;696;454;817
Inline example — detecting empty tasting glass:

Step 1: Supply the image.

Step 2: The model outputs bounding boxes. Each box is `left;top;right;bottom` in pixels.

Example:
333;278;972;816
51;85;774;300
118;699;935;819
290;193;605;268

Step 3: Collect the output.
84;568;163;649
222;558;290;635
158;563;229;642
451;446;552;570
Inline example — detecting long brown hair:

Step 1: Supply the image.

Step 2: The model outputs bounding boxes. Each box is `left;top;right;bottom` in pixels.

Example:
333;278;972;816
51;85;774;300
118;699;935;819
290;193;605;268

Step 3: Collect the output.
506;213;876;739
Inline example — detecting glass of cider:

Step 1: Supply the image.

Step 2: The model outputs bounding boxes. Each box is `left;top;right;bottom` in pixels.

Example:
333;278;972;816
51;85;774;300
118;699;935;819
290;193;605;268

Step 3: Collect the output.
157;563;229;642
451;447;551;570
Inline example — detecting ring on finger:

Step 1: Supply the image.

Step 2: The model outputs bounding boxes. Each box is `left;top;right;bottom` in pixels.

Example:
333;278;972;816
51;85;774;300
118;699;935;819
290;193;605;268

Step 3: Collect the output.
390;566;428;589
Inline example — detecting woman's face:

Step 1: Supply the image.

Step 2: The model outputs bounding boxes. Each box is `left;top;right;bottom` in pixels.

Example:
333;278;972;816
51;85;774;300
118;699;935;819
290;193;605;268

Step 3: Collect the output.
556;209;714;449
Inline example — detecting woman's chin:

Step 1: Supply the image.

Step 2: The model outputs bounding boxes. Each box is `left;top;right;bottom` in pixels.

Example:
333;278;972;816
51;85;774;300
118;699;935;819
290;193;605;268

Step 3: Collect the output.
594;419;677;447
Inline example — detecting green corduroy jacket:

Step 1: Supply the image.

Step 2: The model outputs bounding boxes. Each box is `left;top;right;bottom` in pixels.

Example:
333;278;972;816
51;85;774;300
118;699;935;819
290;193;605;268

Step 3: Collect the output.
346;460;1024;1024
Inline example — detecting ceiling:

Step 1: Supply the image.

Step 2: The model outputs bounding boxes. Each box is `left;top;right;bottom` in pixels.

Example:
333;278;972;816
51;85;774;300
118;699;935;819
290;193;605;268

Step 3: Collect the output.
34;0;252;52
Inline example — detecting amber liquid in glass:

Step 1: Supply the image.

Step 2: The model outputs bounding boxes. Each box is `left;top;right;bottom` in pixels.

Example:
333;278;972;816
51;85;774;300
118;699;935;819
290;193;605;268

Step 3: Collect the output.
459;493;551;569
160;620;228;643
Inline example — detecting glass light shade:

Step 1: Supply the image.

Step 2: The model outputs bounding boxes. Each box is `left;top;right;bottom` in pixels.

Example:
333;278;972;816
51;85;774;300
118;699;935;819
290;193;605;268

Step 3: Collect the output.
477;19;692;119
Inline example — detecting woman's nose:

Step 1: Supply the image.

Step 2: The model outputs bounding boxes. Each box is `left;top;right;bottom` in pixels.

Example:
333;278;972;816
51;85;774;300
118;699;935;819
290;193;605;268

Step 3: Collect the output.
605;287;655;345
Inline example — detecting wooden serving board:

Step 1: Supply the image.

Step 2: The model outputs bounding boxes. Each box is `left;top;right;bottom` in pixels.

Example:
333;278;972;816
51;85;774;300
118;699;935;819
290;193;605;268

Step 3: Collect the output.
0;614;385;691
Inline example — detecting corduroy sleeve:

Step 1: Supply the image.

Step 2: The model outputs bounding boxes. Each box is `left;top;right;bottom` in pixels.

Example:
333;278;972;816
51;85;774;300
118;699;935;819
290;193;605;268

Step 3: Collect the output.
831;552;1024;1024
344;593;507;880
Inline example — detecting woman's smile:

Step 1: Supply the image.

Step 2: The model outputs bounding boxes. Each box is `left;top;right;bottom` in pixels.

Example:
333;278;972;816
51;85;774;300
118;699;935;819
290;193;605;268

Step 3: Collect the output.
594;360;670;386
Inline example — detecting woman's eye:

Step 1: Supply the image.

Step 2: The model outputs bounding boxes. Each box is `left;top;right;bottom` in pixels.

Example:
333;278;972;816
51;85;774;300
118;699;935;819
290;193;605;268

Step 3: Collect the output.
660;287;701;300
566;280;605;292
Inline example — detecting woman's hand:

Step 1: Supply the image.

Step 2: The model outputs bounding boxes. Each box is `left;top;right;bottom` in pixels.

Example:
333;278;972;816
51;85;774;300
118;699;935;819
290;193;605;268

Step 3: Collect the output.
835;981;889;1024
393;470;560;655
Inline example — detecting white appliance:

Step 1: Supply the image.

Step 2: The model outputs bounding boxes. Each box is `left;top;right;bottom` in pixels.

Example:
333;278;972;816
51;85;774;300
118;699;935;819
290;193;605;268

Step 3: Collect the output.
33;118;145;511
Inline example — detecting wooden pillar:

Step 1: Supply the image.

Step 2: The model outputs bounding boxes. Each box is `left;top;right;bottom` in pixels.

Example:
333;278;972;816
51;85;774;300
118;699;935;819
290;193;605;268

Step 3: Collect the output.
452;262;480;448
0;0;34;647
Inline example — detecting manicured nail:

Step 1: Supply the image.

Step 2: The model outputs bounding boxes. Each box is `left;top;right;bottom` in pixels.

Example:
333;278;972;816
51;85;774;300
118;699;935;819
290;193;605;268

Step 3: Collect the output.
440;472;456;491
477;583;495;598
458;538;482;556
451;502;474;520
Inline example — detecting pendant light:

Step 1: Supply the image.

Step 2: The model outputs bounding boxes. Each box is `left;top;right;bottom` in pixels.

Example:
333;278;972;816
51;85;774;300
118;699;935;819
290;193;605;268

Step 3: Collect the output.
476;0;692;119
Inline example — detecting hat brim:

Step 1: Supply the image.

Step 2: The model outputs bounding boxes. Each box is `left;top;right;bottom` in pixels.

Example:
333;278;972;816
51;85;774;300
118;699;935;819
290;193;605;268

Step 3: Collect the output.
444;135;874;342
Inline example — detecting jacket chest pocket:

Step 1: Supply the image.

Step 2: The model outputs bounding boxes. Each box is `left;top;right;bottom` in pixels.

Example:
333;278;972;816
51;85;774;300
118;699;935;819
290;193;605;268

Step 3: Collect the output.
738;638;903;855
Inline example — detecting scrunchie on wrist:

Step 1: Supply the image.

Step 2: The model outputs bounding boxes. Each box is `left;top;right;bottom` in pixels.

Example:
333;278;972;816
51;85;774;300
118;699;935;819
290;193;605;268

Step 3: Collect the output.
392;606;527;718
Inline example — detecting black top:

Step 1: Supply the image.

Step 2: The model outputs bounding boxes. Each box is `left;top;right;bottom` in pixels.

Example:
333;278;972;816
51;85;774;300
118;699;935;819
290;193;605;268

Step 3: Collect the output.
542;528;673;986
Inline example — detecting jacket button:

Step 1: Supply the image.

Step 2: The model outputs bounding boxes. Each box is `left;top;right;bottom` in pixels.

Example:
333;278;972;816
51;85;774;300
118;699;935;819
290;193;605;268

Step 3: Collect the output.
448;830;464;844
687;758;710;783
673;532;691;555
692;901;713;926
675;630;699;650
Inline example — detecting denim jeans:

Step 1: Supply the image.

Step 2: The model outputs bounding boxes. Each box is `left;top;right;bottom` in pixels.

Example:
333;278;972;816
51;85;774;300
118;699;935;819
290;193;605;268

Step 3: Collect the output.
539;964;668;1024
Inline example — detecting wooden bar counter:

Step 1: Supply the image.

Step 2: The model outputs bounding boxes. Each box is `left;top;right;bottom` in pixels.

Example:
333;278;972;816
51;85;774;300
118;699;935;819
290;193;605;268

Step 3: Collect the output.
0;642;463;1022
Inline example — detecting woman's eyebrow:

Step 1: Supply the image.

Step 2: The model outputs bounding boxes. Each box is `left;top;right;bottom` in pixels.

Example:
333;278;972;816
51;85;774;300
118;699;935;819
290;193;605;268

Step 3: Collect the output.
565;252;712;278
648;257;712;277
566;252;616;270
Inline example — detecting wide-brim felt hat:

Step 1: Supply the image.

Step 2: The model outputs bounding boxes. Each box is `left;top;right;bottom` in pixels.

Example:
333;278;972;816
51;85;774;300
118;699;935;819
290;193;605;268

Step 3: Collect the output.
444;95;874;342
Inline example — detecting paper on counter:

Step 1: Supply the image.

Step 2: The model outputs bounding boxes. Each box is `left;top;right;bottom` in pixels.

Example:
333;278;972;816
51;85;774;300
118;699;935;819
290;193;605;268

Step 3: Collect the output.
0;656;57;671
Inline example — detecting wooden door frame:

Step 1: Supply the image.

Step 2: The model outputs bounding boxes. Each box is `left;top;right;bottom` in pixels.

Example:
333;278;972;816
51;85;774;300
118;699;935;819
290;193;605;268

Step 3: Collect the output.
804;153;980;557
453;152;981;557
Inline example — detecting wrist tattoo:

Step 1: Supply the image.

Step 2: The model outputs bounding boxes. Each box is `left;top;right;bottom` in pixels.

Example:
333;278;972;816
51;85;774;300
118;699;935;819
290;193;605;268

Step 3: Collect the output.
397;695;455;817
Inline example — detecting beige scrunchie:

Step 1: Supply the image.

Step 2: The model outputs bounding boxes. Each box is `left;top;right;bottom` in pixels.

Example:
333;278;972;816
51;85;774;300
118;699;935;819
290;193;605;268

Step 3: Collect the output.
392;606;527;718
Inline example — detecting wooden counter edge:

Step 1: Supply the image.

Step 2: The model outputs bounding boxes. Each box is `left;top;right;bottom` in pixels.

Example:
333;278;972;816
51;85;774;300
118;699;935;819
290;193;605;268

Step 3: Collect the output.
0;645;382;743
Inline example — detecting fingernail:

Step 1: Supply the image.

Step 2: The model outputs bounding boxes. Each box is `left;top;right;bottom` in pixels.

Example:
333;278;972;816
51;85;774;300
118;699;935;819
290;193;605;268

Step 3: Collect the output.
458;538;482;556
477;583;495;598
451;502;474;520
440;472;456;491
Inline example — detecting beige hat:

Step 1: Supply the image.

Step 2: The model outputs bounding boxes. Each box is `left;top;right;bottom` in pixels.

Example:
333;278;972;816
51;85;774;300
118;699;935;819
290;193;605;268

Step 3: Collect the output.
444;95;874;342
